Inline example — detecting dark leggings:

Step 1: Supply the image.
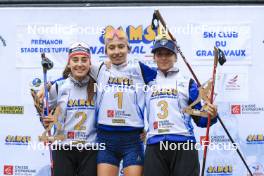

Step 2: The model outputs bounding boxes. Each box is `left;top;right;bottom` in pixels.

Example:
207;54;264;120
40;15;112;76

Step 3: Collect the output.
52;147;97;176
144;141;200;176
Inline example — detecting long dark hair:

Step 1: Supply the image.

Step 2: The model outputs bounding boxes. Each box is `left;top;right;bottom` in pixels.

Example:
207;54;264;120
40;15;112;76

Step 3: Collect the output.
87;77;96;103
62;65;71;79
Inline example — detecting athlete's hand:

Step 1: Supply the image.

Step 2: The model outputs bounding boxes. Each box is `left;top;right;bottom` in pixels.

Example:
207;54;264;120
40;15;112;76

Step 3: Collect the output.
37;86;44;103
37;82;52;102
42;114;57;129
140;130;147;142
104;60;112;69
204;102;218;119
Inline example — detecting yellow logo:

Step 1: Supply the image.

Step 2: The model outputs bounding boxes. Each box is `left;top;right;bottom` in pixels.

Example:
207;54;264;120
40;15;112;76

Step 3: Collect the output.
67;99;95;107
0;106;24;114
247;134;264;142
108;77;134;86
207;165;233;173
5;135;31;144
151;88;178;97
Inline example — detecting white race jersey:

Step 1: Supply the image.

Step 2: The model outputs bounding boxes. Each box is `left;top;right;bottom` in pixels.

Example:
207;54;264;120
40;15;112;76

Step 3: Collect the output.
146;67;195;140
49;78;65;110
95;62;146;129
56;76;96;145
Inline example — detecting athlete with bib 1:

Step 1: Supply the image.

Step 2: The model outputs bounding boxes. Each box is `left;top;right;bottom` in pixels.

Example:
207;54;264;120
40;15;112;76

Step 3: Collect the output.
96;26;155;176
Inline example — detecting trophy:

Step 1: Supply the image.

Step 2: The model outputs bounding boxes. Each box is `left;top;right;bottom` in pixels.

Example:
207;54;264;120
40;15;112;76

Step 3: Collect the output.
31;53;65;143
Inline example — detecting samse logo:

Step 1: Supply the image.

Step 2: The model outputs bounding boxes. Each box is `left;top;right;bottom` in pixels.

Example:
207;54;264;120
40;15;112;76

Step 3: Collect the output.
207;165;233;174
246;134;264;144
5;135;31;145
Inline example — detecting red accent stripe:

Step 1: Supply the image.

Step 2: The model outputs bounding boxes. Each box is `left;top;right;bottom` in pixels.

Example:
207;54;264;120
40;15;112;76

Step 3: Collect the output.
69;52;90;58
68;52;90;63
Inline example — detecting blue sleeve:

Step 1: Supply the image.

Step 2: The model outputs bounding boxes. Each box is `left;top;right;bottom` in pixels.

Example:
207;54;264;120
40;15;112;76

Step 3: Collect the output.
50;77;65;85
138;61;157;84
188;79;217;128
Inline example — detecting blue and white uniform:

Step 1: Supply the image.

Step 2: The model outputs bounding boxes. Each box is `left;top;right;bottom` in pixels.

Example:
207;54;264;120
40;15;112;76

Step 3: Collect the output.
55;75;96;145
95;61;155;168
144;67;218;176
49;77;65;110
95;62;146;131
145;67;217;144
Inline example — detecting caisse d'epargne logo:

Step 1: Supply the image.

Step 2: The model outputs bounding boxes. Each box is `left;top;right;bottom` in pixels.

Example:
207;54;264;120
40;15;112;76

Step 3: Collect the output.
231;104;264;115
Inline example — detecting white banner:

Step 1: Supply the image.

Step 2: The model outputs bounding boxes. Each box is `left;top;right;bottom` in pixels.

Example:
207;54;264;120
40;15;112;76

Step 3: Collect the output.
1;6;264;176
190;23;251;65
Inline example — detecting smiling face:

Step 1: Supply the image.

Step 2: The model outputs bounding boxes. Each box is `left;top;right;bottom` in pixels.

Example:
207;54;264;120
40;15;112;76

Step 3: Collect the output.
68;54;91;81
105;36;129;65
154;48;177;73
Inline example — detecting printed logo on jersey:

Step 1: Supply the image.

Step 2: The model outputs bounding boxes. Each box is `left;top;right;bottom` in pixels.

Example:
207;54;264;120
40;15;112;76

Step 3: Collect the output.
153;121;158;129
67;131;87;140
107;110;130;119
107;110;115;118
67;99;95;108
108;77;134;86
67;131;75;139
151;88;178;98
156;120;174;133
112;119;126;124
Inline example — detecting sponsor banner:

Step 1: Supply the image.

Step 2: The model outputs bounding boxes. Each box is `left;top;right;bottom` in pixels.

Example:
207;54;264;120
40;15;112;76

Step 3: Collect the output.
248;163;264;176
216;71;248;102
199;135;231;145
16;23;156;68
210;135;231;144
206;165;233;175
246;134;264;145
230;103;264;115
191;23;251;65
0;6;264;176
5;135;31;146
0;106;24;114
3;165;36;176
